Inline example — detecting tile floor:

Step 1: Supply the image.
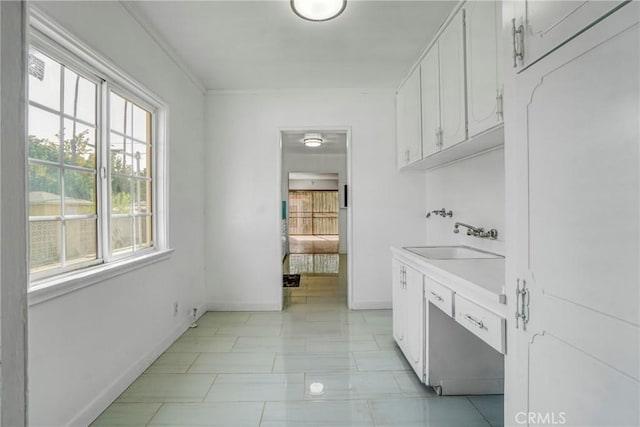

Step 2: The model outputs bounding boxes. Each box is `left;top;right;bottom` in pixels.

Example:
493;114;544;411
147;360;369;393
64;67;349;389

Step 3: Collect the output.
289;235;339;254
92;254;503;426
91;297;503;426
282;254;346;305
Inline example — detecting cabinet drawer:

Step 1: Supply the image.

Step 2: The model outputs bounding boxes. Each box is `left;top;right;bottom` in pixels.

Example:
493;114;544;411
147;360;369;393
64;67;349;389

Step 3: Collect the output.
454;295;505;354
425;277;454;317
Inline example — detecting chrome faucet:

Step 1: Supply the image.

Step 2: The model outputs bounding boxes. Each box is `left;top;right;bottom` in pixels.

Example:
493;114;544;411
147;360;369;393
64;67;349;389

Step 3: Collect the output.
454;222;498;240
426;208;453;218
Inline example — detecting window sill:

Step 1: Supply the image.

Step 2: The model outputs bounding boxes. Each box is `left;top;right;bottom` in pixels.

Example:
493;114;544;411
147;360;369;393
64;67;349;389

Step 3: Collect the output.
28;249;174;307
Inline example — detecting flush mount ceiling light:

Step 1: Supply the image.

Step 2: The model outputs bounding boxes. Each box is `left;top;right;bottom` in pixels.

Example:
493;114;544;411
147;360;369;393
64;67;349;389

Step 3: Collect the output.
303;133;323;148
291;0;347;22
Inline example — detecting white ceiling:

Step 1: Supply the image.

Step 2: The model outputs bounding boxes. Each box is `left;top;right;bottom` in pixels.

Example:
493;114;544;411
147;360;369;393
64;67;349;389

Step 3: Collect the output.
125;0;455;91
282;130;347;155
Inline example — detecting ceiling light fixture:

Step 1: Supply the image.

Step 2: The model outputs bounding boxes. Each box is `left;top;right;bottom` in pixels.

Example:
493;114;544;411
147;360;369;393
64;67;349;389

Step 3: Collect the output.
303;133;323;148
291;0;347;22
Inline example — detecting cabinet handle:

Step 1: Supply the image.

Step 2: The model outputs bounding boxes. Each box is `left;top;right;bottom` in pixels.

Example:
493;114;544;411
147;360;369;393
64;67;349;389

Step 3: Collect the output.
429;291;443;302
515;278;530;330
512;18;525;68
464;314;485;330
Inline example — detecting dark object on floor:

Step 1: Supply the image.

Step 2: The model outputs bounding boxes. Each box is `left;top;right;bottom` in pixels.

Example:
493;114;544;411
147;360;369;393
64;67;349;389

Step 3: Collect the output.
283;274;301;287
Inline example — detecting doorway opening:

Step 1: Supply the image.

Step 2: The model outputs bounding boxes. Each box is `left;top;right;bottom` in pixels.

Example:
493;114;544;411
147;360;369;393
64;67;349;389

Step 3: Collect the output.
280;129;350;308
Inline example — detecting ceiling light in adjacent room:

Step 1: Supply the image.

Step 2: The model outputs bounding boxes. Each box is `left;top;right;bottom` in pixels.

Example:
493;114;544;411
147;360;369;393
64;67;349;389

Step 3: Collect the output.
303;133;323;148
291;0;347;22
309;382;325;395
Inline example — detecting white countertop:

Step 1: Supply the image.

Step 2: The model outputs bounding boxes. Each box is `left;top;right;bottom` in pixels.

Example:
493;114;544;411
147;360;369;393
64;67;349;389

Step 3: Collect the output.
391;246;507;312
424;258;505;295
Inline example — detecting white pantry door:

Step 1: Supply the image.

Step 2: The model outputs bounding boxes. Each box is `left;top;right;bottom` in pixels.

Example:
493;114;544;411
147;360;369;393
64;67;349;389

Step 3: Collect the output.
506;3;639;426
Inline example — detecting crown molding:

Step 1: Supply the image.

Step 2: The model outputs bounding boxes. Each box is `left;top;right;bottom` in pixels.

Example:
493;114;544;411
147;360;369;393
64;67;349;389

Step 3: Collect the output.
119;1;207;95
205;88;395;96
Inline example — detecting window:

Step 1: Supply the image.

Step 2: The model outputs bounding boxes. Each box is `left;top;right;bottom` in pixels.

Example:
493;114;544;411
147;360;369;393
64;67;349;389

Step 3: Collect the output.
109;92;154;256
28;48;100;276
27;29;167;287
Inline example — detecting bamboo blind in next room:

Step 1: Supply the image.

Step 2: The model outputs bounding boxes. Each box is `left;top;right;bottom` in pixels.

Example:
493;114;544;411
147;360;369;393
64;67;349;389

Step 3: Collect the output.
288;191;339;235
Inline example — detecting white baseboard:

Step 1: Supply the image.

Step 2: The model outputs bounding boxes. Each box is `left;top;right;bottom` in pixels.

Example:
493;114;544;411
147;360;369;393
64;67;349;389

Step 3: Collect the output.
67;303;208;427
436;377;504;395
204;300;388;311
350;300;392;310
205;301;281;311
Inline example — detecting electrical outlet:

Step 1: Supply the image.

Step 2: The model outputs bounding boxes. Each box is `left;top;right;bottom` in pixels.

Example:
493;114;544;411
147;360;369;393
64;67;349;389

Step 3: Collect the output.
173;302;179;316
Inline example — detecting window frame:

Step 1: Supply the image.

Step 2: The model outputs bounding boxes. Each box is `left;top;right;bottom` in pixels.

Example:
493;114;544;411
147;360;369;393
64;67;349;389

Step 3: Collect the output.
104;84;158;262
28;9;171;304
27;43;104;280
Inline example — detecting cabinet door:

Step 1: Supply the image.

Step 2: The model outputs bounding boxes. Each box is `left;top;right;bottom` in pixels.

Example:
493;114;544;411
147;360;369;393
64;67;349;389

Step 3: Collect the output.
420;45;441;158
465;0;502;137
439;9;467;149
405;265;424;380
505;4;639;426
512;0;626;70
396;69;422;168
391;259;406;347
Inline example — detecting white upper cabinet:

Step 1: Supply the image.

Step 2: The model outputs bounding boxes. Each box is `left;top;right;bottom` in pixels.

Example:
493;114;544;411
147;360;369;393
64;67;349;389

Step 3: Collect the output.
420;45;441;158
399;1;504;171
420;7;468;157
465;0;503;137
511;0;626;70
438;8;467;149
396;68;422;168
504;2;639;425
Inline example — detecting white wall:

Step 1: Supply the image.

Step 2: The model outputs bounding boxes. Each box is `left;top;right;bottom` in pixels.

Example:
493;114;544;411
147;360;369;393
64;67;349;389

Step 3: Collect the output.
205;90;426;310
283;153;347;253
28;2;206;426
424;148;505;255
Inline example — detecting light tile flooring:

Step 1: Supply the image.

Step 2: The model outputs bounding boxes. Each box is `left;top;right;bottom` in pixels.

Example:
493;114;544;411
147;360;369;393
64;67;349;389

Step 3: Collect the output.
91;298;503;426
283;253;346;305
92;253;503;426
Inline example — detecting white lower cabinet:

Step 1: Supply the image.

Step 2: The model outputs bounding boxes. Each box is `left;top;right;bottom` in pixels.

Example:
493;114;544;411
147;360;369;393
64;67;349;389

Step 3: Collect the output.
425;276;504;395
454;294;505;354
425;277;454;317
392;258;424;381
392;254;505;395
405;265;424;380
391;259;406;349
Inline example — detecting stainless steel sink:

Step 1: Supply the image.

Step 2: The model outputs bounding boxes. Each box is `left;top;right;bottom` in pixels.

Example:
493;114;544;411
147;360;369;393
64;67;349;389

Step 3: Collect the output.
403;246;503;260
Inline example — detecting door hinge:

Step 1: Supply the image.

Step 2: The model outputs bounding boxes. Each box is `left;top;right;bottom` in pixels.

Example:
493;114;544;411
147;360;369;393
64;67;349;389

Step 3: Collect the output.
436;128;443;150
496;90;504;122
